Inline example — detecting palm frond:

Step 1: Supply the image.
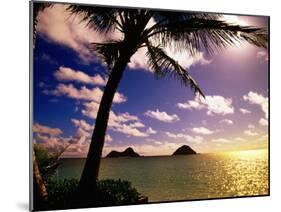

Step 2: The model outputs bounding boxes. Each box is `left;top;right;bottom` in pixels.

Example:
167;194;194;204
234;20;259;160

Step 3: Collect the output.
67;5;121;33
153;11;221;25
91;41;123;71
145;43;204;97
147;18;268;55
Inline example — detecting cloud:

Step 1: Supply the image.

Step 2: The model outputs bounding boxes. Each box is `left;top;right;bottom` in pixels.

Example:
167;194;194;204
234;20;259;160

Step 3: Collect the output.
82;101;100;119
177;99;204;110
192;127;214;135
244;130;258;136
220;119;233;125
212;138;231;143
54;66;107;86
144;109;180;123
165;132;203;144
43;83;127;103
110;124;149;137
128;122;145;128
235;137;246;142
33;123;71;153
64;118;113;157
243;91;268;119
177;95;234;116
105;134;113;142
243;91;268;126
36;4;120;63
71;118;93;132
248;124;255;129
33;123;63;136
259;118;268;126
34;133;70;151
240;108;251;114
82;101;137;124
256;50;268;62
128;45;212;71
81;101;154;137
146;127;157;135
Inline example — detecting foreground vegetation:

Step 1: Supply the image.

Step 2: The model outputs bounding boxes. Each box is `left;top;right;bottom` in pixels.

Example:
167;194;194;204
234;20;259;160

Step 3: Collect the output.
33;144;144;210
37;178;142;210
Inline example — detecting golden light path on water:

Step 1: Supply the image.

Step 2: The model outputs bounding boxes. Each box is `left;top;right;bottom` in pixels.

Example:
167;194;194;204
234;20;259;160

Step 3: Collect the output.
203;149;269;198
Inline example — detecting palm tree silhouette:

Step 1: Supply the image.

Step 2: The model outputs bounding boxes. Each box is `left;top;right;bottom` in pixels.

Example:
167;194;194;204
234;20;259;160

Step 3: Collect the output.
67;5;268;197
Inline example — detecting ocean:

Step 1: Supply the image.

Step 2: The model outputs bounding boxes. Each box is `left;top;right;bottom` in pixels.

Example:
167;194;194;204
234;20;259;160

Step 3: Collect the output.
55;149;268;202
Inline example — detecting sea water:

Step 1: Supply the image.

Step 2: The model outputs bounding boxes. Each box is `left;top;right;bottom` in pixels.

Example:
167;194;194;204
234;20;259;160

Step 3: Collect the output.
55;149;268;202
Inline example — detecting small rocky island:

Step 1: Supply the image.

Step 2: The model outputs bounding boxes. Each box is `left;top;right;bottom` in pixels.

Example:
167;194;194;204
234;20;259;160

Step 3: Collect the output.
172;145;197;155
106;147;141;158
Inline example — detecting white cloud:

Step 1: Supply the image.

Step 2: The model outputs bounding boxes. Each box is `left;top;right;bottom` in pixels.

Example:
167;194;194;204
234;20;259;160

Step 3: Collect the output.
54;66;107;86
146;127;157;134
44;83;127;103
144;109;180;123
127;122;145;128
105;134;113;142
240;108;251;114
220;119;233;125
192;127;214;135
177;99;204;110
67;118;112;157
248;124;255;129
177;95;234;116
259;118;268;126
36;4;120;62
128;43;211;72
165;132;203;144
33;123;71;153
111;124;149;137
244;130;258;136
243;91;268;127
243;91;268;119
212;138;231;143
33;123;63;136
34;133;70;151
81;101;154;137
235;137;246;142
256;50;268;62
71;119;93;132
82;101;100;119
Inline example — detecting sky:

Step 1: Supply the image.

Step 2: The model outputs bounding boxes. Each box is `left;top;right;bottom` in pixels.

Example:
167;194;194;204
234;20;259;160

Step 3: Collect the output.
32;3;269;157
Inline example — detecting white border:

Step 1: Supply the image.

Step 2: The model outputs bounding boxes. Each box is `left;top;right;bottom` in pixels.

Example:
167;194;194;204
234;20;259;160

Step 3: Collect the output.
1;0;280;212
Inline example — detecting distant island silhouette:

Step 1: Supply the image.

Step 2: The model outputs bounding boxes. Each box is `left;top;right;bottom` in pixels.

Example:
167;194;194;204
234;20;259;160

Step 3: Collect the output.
106;145;197;158
172;145;197;155
106;147;141;158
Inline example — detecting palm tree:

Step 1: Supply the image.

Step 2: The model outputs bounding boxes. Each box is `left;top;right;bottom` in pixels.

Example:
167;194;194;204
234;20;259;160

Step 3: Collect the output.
67;5;267;197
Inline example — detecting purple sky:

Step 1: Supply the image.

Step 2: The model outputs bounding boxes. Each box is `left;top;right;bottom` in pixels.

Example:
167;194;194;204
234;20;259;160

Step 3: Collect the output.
32;3;269;157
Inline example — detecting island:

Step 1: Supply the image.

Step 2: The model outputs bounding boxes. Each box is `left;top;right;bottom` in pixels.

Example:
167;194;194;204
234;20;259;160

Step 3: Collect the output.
106;147;141;158
172;145;197;155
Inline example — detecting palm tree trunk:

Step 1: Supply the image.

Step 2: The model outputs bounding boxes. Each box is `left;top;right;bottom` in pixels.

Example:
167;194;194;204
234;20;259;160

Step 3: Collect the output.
33;149;48;208
77;48;134;201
